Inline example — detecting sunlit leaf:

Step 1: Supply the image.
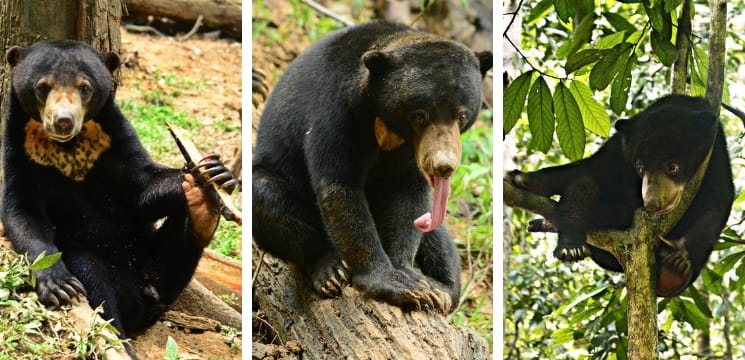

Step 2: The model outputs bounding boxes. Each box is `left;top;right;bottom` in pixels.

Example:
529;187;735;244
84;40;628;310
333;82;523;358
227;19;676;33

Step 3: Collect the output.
503;71;534;135
566;49;609;74
570;80;611;136
527;76;555;153
554;82;585;160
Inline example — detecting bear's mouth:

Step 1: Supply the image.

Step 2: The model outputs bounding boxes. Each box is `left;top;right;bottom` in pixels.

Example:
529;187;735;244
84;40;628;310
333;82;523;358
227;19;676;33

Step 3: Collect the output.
414;172;450;232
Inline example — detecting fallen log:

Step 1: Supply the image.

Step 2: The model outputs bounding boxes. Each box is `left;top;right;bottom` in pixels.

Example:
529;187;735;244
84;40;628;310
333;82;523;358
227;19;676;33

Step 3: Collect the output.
252;249;490;360
125;0;241;37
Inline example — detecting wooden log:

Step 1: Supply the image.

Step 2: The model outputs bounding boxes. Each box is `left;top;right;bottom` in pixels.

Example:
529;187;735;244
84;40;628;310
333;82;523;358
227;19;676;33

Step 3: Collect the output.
125;0;241;37
252;250;490;360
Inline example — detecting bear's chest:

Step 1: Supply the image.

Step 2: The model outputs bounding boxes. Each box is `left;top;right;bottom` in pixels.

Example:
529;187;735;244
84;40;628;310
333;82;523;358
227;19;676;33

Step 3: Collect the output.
23;118;111;181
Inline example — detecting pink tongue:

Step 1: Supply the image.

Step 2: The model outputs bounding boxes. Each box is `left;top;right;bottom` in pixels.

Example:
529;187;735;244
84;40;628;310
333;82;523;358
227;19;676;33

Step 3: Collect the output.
414;177;451;232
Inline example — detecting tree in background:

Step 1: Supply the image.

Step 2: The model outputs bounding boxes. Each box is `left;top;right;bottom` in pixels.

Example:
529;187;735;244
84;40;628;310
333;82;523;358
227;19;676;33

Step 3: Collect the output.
504;1;745;359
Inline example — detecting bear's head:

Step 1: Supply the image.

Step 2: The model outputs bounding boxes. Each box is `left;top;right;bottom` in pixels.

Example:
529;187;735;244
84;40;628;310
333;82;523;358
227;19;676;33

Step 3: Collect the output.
362;38;492;231
616;96;718;215
7;40;120;143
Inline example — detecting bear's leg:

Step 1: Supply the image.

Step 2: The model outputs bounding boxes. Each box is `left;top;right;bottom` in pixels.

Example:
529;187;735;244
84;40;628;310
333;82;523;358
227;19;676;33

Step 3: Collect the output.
62;250;143;358
415;226;461;313
552;176;598;262
587;244;623;272
252;168;350;297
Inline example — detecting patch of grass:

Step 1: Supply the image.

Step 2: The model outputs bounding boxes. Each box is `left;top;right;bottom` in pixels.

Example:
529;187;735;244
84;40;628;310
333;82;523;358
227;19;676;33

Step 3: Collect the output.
211;221;242;259
0;248;125;358
448;110;494;349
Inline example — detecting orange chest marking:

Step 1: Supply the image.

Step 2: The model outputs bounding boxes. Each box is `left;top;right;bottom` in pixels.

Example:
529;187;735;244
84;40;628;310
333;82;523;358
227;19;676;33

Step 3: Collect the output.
24;119;111;181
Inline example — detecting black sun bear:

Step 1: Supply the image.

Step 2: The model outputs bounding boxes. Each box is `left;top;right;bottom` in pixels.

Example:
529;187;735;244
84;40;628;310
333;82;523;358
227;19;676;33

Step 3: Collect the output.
2;40;236;347
508;95;734;297
253;21;492;314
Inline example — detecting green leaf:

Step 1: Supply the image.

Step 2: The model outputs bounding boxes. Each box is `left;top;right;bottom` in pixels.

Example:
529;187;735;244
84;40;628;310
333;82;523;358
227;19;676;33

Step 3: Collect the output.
644;2;664;32
713;250;745;276
665;0;684;12
589;43;631;90
691;45;709;92
680;298;710;331
701;267;723;296
686;286;713;318
610;49;636;114
503;71;534;135
554;0;574;23
166;336;179;360
570;80;611;136
568;13;597;56
527;76;555;153
566;49;609;74
602;12;636;33
29;252;62;271
551;327;577;346
525;0;553;23
596;31;627;49
554;82;585;160
650;29;679;66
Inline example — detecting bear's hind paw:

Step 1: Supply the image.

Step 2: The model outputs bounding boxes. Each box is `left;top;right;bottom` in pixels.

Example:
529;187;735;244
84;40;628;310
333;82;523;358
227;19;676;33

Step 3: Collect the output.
554;245;591;262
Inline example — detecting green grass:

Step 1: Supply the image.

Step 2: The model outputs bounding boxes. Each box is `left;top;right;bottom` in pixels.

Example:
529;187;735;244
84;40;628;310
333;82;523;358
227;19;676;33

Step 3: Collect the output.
448;110;494;348
0;248;125;358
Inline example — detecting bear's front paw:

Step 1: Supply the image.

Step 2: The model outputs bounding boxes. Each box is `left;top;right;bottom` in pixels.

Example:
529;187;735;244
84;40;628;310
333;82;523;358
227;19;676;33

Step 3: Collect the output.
312;259;351;298
190;153;238;194
507;170;551;196
354;268;451;315
553;245;591;262
528;218;558;232
657;247;693;297
36;268;87;307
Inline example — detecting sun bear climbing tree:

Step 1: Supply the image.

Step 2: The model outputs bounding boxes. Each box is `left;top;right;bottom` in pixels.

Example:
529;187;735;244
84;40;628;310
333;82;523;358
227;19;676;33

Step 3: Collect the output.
507;95;734;297
2;40;236;345
252;21;492;314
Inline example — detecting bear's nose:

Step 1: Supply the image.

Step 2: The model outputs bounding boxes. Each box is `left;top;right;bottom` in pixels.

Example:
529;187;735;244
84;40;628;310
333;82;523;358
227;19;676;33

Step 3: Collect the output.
644;198;660;213
54;114;73;132
432;151;457;177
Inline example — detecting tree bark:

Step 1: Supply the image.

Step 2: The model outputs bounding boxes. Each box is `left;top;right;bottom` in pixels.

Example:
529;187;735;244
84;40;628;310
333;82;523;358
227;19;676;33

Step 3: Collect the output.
125;0;241;37
252;250;490;360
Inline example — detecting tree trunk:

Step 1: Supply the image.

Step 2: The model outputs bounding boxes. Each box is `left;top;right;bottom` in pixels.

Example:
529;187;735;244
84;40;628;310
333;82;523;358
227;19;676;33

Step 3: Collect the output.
125;0;241;37
252;250;490;360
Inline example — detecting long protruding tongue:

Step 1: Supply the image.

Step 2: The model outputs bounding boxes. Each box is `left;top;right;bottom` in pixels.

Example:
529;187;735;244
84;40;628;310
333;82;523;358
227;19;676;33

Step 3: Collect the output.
414;176;451;232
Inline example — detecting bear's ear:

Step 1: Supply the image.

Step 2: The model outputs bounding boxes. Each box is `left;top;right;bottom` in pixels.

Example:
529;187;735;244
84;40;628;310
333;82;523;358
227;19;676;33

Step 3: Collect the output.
614;118;630;134
361;50;398;74
102;52;120;73
6;46;26;68
474;51;493;77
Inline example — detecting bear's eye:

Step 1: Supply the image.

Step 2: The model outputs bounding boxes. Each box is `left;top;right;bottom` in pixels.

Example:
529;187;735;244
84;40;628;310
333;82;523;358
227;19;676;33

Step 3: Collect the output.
35;83;51;99
635;160;643;175
666;162;680;176
79;84;92;98
411;111;428;126
457;111;469;128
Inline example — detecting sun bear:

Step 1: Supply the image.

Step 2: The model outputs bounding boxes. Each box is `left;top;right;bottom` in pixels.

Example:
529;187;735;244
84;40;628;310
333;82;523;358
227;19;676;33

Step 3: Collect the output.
2;40;236;349
508;95;734;297
253;21;492;314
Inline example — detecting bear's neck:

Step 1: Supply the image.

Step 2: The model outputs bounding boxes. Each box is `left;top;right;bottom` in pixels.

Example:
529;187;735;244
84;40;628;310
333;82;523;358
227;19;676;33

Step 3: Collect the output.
23;118;111;181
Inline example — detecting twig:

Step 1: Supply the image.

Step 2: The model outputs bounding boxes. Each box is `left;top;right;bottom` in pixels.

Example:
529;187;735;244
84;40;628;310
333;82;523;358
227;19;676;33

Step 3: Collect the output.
122;24;166;37
300;0;355;27
178;15;204;41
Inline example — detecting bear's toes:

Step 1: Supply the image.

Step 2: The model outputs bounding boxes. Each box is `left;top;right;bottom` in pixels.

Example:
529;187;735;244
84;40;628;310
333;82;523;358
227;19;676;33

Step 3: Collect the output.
554;245;590;262
508;170;550;196
527;218;558;232
37;274;87;308
191;153;238;194
312;260;351;298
